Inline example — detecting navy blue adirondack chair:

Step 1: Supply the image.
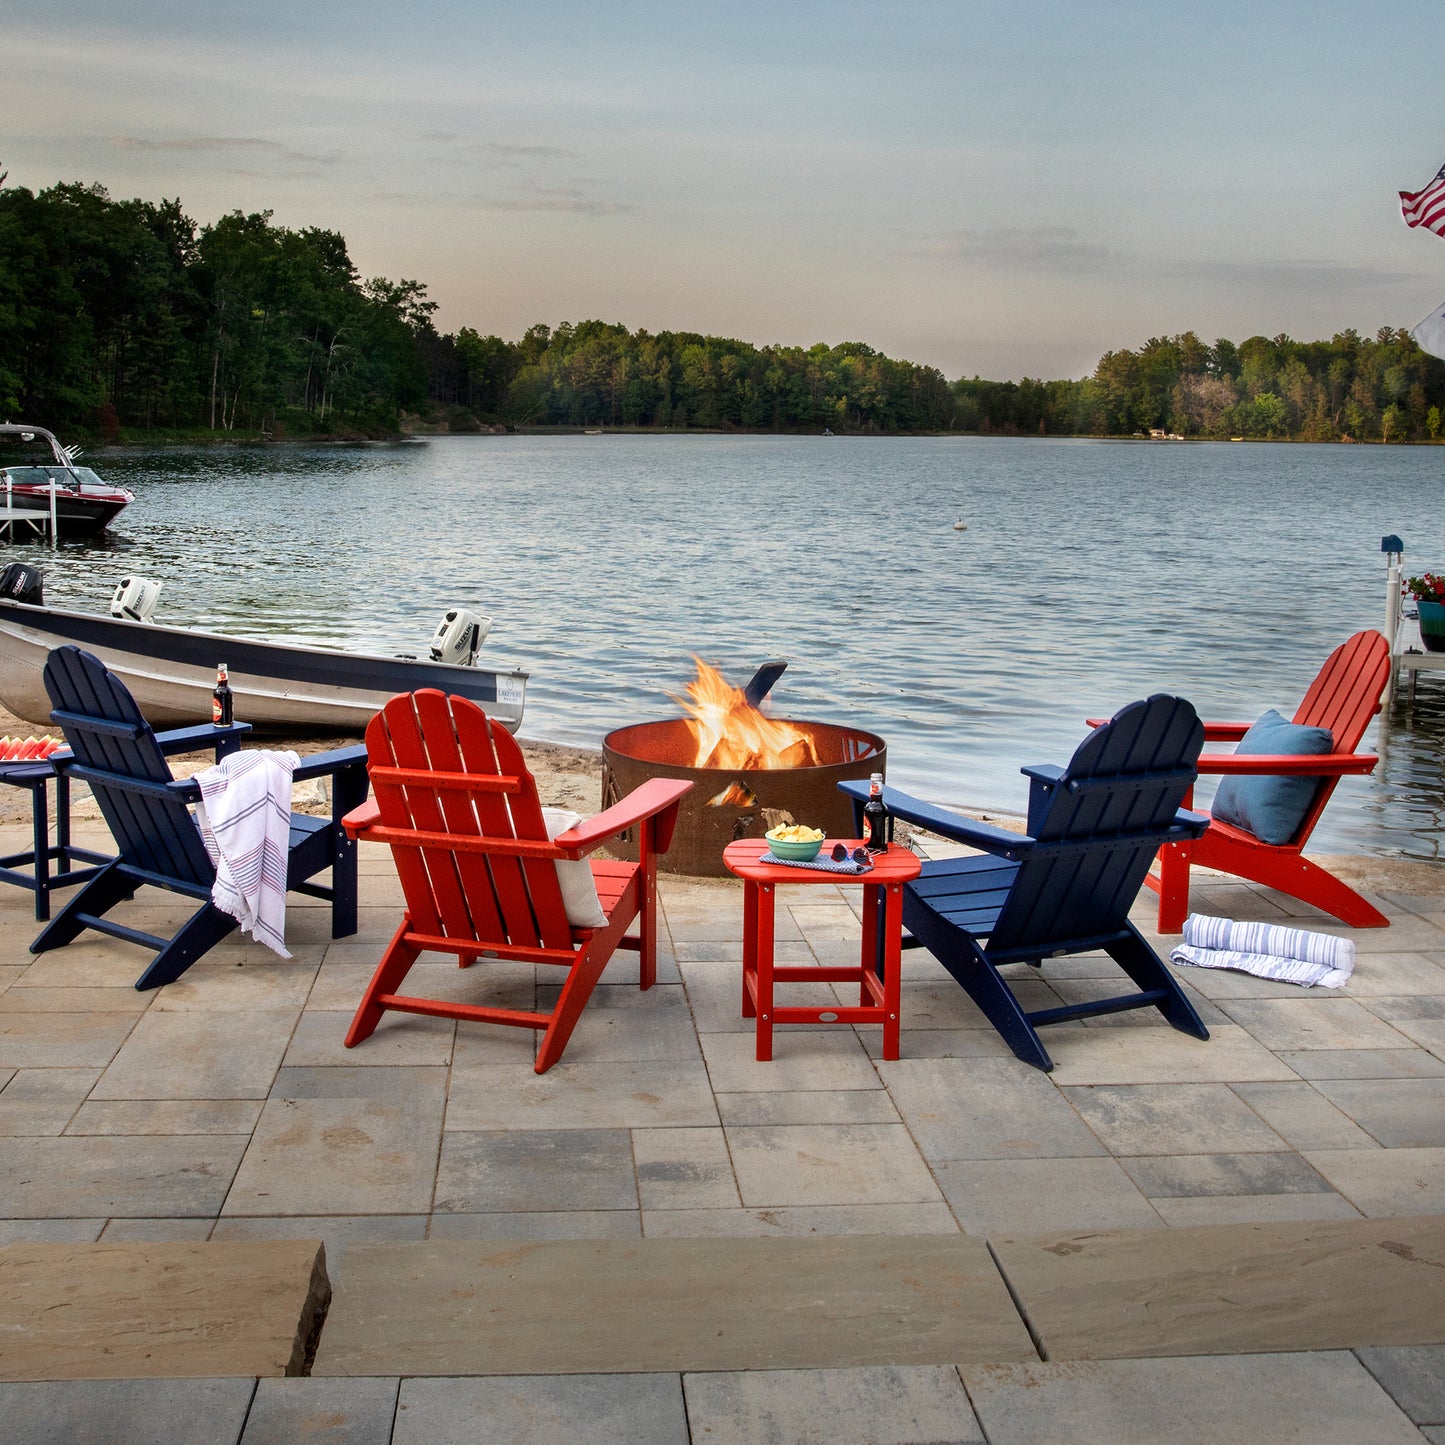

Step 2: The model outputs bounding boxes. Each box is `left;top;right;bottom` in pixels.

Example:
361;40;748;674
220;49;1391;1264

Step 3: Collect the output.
841;695;1211;1071
31;646;369;990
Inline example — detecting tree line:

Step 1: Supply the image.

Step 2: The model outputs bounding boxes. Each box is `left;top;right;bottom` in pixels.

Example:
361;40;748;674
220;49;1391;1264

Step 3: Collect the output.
4;174;1443;442
954;330;1445;442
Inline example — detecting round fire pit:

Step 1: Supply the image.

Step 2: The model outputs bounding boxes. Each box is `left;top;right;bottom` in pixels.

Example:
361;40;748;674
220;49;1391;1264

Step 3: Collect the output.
602;717;886;877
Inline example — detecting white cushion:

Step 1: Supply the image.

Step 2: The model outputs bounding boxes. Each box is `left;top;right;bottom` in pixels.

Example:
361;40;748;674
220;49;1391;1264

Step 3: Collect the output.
541;807;607;929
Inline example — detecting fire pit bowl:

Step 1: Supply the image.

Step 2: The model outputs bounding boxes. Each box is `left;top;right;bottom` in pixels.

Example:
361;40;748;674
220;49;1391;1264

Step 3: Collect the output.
601;717;886;877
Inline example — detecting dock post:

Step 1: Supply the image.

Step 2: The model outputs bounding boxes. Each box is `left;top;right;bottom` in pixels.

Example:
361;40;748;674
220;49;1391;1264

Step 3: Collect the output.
1382;535;1404;712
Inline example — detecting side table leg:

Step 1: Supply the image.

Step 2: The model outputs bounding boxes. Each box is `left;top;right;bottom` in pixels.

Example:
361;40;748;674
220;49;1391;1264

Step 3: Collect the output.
755;882;776;1062
741;879;759;1019
859;882;879;1006
881;882;904;1061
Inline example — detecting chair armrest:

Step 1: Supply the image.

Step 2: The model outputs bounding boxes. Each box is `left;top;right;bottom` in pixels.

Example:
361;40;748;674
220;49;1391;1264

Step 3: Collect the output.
1087;716;1253;742
552;778;694;858
292;745;368;782
1198;721;1255;742
293;746;370;822
1196;752;1377;777
1172;807;1211;840
342;798;381;839
48;724;252;775
154;722;253;758
839;779;1035;860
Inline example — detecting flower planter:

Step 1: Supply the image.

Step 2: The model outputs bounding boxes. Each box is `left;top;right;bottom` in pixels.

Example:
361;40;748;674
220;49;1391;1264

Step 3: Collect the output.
1418;600;1445;652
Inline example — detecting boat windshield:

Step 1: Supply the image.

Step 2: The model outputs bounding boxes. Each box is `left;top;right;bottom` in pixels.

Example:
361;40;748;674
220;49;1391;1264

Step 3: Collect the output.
0;464;113;493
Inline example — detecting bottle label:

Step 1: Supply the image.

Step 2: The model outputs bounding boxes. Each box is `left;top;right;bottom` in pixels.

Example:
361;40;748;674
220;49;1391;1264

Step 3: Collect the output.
862;814;873;845
213;696;223;724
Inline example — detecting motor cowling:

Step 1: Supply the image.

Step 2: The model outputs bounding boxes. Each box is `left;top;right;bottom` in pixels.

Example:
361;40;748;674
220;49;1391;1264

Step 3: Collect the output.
110;575;162;623
0;562;44;606
428;608;490;667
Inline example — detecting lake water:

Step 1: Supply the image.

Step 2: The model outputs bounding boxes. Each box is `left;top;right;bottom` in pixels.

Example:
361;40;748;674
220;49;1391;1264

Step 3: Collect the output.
10;434;1444;859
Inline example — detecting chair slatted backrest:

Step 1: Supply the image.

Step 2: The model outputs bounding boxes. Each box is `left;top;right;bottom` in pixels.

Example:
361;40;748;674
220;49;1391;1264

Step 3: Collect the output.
990;694;1204;953
1293;630;1390;749
1283;629;1390;848
366;689;576;953
42;645;215;887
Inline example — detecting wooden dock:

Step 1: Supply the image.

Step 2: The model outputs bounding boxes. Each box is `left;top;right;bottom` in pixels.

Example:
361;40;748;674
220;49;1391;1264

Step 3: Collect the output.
1382;541;1445;707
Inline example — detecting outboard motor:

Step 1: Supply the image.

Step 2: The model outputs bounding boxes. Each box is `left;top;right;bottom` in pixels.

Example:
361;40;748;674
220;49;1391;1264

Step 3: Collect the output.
428;608;490;667
0;562;44;606
110;575;162;624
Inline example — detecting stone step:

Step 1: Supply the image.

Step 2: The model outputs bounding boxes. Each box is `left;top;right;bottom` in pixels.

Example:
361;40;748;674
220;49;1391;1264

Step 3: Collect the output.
991;1214;1445;1360
0;1240;328;1380
314;1217;1445;1377
312;1235;1034;1376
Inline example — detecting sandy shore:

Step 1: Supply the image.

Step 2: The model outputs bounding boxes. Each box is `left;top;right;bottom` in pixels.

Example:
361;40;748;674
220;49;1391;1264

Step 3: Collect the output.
0;702;606;826
1;702;1440;897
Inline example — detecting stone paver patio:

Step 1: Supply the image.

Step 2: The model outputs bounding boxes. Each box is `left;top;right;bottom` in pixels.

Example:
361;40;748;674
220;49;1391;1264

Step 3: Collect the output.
1;820;1443;1441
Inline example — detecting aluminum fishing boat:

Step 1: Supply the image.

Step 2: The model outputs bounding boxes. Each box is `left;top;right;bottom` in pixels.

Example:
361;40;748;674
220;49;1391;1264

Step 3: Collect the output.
0;567;527;734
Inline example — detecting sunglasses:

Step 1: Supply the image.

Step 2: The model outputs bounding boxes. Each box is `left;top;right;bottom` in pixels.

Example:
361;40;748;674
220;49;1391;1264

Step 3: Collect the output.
831;843;871;866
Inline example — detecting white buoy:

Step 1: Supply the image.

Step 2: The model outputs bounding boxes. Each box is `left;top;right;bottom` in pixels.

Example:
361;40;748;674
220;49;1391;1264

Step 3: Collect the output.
952;518;968;531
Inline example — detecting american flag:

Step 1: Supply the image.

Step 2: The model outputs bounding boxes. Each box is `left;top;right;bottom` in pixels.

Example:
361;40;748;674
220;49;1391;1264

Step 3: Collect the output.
1401;161;1445;237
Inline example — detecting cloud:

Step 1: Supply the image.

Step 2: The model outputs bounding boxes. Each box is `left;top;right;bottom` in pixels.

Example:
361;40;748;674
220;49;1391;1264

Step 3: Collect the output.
109;135;338;166
1169;258;1413;289
921;225;1118;273
427;137;578;175
468;142;573;160
464;192;630;215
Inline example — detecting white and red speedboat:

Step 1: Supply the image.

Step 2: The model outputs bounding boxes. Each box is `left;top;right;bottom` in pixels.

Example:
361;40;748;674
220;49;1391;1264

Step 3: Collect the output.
0;424;133;535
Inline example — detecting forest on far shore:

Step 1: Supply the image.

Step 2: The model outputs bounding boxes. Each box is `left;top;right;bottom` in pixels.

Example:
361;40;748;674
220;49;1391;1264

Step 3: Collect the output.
4;175;1443;443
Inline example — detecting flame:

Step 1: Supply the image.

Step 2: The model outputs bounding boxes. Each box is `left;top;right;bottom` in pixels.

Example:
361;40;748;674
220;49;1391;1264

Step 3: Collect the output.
708;781;757;807
674;657;821;771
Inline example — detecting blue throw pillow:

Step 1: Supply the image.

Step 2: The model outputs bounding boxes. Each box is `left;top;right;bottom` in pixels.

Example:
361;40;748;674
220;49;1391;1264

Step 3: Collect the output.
1210;708;1334;846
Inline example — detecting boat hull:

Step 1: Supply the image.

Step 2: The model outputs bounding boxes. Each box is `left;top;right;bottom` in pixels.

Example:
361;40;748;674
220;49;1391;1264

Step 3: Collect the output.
0;601;528;735
0;491;131;533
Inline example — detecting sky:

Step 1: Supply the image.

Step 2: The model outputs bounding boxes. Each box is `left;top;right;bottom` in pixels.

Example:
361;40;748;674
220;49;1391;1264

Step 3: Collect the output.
8;0;1445;381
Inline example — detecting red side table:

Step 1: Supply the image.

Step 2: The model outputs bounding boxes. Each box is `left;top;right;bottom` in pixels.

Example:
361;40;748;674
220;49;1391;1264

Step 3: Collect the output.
722;839;921;1061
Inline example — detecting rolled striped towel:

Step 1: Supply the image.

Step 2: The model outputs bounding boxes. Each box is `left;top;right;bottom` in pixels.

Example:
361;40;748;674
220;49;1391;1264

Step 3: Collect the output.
1170;914;1355;988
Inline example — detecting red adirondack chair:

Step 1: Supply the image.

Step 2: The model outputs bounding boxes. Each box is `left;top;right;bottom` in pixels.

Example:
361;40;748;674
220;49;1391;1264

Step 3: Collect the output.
341;690;692;1072
1146;630;1390;932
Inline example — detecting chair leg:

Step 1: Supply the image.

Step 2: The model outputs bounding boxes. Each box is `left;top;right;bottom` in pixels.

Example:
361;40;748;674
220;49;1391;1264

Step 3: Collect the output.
345;920;420;1047
1220;852;1390;930
636;826;659;991
534;944;611;1074
330;834;358;939
1281;857;1390;929
1105;925;1209;1041
134;905;238;990
905;906;1055;1072
1151;839;1193;933
29;863;132;954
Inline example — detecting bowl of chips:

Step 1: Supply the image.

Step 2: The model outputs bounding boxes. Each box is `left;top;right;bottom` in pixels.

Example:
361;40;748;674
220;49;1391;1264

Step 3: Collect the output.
764;823;826;862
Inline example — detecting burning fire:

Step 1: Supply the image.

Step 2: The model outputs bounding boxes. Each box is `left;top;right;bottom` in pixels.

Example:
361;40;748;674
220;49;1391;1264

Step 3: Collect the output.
674;658;821;771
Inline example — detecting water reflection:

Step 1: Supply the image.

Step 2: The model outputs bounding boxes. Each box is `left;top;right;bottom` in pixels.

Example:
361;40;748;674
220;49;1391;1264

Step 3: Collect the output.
4;435;1442;861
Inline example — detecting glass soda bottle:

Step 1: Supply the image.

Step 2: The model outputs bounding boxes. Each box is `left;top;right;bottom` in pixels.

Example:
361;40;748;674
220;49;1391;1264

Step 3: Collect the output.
862;771;889;853
212;663;233;727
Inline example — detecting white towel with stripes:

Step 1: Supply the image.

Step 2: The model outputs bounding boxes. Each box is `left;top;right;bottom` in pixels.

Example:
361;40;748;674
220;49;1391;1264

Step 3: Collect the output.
195;750;300;958
1170;913;1355;988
